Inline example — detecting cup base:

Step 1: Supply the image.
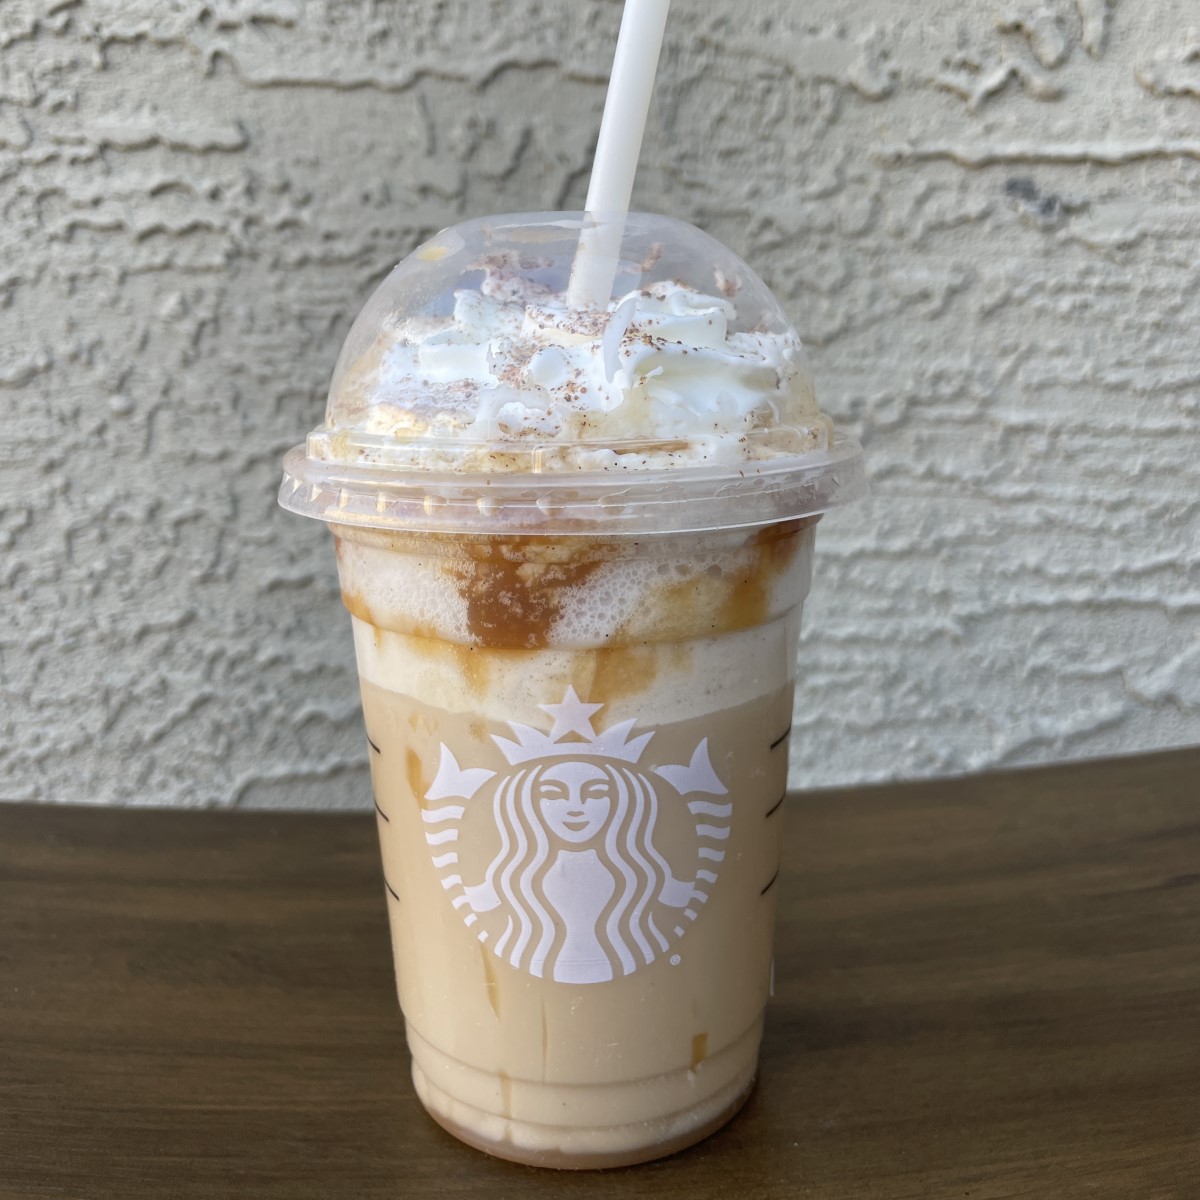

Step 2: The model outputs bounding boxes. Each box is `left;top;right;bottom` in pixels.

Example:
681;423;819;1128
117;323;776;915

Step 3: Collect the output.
413;1060;756;1170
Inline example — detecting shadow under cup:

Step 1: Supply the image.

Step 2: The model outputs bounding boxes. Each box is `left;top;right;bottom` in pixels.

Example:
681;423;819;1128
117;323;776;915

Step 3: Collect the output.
331;518;816;1168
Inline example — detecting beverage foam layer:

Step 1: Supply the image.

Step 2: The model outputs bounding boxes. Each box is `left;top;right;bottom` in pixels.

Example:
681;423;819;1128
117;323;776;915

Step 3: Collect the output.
334;524;815;654
352;611;800;724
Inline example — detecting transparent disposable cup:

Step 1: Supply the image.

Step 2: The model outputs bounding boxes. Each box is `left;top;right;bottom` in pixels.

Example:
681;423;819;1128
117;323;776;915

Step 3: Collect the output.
279;212;864;1167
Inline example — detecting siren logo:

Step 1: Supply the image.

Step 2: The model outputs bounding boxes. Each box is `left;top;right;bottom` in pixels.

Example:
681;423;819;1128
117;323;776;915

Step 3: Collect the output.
421;687;731;984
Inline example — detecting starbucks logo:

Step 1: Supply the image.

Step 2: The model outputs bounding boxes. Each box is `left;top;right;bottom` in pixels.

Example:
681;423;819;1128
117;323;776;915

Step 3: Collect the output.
421;687;731;984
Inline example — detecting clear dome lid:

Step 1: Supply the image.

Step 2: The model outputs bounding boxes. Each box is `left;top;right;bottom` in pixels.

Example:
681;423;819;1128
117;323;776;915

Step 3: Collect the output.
280;211;864;535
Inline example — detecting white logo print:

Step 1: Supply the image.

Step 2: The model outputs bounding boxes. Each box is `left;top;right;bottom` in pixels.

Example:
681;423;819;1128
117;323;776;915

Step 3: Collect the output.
421;687;731;984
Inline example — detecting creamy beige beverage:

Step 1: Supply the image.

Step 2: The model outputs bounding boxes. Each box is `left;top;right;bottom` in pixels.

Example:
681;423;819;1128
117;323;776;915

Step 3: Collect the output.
339;521;809;1164
280;211;864;1167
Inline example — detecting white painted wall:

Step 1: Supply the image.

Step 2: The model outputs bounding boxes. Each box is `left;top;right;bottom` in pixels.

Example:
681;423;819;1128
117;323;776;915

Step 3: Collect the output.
2;0;1197;807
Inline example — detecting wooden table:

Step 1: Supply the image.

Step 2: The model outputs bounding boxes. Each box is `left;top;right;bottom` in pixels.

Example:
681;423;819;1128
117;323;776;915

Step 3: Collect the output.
2;748;1198;1199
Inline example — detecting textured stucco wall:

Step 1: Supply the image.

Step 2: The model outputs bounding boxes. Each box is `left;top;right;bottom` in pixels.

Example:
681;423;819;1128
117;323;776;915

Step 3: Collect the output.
2;0;1197;808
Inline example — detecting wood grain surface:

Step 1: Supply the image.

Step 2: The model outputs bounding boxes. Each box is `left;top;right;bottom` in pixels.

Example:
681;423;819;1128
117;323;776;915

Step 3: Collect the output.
2;748;1198;1199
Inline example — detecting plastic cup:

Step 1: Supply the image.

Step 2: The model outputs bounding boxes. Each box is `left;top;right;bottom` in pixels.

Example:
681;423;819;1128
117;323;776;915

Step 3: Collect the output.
280;212;864;1168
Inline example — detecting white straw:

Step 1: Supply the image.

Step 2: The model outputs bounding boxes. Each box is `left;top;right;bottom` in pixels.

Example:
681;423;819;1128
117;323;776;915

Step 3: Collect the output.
567;0;672;309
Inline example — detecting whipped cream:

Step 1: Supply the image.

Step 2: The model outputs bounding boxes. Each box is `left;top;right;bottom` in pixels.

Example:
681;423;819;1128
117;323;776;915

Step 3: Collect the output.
326;266;827;472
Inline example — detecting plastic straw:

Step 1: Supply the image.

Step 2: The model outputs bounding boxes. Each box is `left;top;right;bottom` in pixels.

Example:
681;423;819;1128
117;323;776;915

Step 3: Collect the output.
567;0;672;309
